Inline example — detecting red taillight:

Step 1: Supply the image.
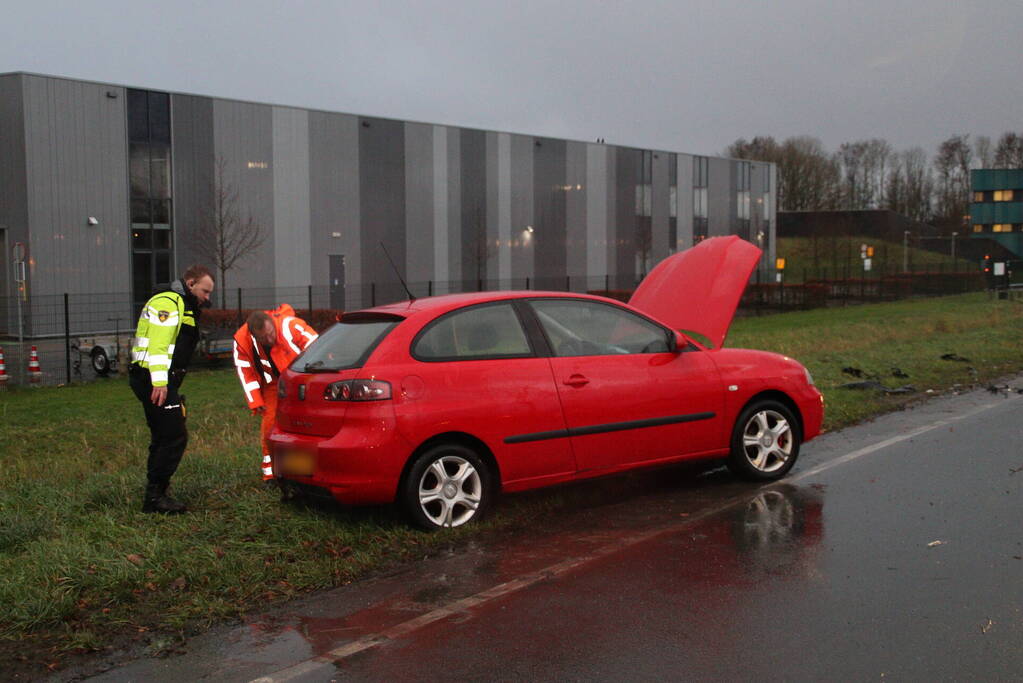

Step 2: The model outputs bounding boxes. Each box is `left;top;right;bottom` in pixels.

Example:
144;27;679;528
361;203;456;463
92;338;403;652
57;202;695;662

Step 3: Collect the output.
324;379;392;402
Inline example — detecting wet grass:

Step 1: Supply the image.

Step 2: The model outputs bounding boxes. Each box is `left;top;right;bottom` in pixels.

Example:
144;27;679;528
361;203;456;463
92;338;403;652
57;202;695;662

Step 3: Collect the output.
726;291;1023;427
2;291;1022;672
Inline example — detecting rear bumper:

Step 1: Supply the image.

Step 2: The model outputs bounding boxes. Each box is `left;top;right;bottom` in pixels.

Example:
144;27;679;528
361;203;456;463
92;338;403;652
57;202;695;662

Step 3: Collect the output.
269;416;414;505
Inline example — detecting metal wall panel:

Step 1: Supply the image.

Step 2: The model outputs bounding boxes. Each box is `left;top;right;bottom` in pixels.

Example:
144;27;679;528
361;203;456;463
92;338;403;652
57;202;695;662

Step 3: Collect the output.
707;156;732;236
768;164;777;266
749;162;769;265
309;111;360;307
21;75;130;303
510;134;534;282
604;146;618;282
171;93;214;280
404;122;434;286
358;117;406;306
585;143;608;279
212;98;275;292
0;74;27;332
565;141;587;280
272;107;310;288
533;137;567;286
614;148;639;282
496;132;512;283
651;151;670;263
445;128;461;290
432;125;448;285
484;131;500;286
676;153;694;250
459;128;486;285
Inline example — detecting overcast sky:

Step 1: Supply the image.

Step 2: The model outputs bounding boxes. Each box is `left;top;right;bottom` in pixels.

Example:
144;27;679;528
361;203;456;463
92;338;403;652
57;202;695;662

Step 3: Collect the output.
2;0;1020;157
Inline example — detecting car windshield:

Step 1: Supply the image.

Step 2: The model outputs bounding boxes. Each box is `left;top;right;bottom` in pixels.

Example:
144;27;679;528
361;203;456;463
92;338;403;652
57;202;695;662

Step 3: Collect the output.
294;314;401;372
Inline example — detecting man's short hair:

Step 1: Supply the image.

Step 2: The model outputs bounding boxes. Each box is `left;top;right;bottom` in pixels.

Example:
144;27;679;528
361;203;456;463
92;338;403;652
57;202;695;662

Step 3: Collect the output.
182;264;214;283
247;310;272;334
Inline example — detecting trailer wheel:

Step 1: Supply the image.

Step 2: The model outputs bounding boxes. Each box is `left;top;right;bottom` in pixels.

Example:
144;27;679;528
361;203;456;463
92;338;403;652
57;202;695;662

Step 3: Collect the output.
91;347;110;376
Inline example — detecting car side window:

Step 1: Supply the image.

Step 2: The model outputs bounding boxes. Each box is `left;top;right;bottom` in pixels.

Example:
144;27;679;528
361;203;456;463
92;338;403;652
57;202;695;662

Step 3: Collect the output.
413;302;533;360
530;299;671;357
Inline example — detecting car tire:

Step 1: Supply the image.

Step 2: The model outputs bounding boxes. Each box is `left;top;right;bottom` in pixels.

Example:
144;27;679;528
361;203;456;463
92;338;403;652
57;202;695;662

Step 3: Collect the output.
91;347;110;376
401;444;493;530
727;399;800;481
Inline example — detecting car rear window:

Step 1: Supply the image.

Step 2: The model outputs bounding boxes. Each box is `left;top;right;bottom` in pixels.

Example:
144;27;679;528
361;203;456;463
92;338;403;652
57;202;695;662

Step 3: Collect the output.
294;313;401;372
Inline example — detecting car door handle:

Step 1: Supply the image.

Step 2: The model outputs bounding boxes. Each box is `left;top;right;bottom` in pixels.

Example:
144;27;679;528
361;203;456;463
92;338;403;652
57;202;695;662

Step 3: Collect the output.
563;374;589;388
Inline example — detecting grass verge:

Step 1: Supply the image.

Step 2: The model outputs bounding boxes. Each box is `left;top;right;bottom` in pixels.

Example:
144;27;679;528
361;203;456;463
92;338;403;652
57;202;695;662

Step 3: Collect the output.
1;291;1022;672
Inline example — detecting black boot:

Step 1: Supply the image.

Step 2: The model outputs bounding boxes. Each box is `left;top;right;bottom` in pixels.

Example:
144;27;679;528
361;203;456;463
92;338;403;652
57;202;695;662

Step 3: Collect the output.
142;482;187;514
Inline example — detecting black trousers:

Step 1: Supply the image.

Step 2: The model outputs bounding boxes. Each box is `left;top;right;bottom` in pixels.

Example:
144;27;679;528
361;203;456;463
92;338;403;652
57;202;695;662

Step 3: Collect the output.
129;365;188;488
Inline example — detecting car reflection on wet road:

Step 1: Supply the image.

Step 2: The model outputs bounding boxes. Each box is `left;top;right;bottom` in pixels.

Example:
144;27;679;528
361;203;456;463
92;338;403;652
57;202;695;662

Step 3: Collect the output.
83;385;1023;682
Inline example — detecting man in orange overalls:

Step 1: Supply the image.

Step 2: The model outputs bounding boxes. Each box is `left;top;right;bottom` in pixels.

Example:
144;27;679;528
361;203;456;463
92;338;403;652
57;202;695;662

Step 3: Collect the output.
233;304;318;480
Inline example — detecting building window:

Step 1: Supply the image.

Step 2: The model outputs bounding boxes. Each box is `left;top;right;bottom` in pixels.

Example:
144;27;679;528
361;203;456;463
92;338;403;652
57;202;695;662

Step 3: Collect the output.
993;223;1015;232
128;89;173;309
972;191;985;202
973;224;983;233
994;190;1015;202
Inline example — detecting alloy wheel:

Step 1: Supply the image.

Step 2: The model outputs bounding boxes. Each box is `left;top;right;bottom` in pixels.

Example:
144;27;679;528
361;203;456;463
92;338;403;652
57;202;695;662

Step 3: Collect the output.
417;454;482;528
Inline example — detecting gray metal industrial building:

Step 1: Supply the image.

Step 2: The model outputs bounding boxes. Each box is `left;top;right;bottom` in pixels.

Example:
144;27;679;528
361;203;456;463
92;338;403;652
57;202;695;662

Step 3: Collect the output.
0;71;776;337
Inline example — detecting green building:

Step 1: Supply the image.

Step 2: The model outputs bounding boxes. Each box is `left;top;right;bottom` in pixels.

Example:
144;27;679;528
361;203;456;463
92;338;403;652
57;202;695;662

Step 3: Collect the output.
970;169;1023;258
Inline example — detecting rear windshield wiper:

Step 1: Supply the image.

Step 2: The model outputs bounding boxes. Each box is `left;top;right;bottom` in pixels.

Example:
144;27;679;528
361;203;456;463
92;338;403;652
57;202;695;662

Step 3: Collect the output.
301;360;340;373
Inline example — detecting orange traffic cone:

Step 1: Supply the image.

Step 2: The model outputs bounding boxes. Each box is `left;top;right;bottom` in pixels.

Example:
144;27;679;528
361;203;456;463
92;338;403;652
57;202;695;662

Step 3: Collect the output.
28;345;42;384
0;347;7;388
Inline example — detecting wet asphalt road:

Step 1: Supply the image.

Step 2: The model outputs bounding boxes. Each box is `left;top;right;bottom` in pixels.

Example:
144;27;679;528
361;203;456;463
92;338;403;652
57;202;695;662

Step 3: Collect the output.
77;384;1023;682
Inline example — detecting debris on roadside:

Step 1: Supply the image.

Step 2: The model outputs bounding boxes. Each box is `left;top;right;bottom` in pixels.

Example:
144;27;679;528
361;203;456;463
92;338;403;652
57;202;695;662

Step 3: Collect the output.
840;380;916;395
891;367;909;378
981;619;994;634
927;540;946;547
940;353;971;362
842;366;867;378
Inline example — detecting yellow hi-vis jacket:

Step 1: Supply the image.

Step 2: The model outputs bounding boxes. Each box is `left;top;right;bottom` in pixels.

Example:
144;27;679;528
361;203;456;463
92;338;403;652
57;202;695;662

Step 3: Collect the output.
131;289;194;386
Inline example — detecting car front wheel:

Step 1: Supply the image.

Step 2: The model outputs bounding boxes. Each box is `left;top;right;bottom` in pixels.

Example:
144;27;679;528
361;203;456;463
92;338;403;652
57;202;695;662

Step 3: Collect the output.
402;444;493;530
727;400;800;481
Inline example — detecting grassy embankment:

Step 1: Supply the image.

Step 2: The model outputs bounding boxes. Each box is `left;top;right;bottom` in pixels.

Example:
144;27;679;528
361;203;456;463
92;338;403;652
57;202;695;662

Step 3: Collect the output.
1;291;1021;668
774;235;971;282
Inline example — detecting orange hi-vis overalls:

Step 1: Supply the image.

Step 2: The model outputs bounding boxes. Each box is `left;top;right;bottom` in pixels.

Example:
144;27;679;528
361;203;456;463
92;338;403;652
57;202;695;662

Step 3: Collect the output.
233;304;318;479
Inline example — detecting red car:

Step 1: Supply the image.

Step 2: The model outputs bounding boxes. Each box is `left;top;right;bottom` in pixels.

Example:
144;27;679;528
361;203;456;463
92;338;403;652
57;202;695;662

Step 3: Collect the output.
270;236;824;529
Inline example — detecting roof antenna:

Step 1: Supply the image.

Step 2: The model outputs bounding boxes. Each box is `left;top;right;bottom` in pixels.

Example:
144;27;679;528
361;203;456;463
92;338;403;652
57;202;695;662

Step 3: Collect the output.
379;242;416;303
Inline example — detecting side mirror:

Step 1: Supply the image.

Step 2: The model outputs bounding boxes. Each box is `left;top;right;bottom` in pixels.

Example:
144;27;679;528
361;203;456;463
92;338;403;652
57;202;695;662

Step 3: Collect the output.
671;330;685;353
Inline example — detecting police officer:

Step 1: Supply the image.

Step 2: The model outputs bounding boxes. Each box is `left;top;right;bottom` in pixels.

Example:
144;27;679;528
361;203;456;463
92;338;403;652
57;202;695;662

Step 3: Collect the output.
129;264;215;514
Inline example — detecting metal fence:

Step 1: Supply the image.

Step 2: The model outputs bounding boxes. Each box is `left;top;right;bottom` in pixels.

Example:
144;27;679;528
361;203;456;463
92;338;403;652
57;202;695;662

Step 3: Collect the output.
0;267;1006;388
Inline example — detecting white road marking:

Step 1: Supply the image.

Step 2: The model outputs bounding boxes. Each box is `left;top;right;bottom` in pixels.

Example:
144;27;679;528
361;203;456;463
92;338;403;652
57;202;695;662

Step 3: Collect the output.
254;394;1018;682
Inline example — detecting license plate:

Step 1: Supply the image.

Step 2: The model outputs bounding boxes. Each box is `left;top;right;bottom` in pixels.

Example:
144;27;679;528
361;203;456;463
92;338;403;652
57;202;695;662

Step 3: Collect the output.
279;449;315;476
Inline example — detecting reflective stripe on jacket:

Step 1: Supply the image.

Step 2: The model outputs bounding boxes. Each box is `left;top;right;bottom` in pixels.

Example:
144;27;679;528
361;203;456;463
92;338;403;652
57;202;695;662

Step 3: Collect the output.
132;290;193;386
233;303;318;410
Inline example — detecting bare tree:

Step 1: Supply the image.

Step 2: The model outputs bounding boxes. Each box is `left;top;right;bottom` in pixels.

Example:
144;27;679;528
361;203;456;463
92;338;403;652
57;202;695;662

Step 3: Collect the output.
188;157;267;308
900;147;934;222
727;135;842;211
974;135;994;168
836;139;892;210
779;136;842;211
933;135;972;225
994;132;1023;168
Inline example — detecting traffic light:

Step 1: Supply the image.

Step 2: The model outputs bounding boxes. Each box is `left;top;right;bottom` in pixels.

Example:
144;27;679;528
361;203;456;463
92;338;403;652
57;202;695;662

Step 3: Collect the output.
983;254;992;273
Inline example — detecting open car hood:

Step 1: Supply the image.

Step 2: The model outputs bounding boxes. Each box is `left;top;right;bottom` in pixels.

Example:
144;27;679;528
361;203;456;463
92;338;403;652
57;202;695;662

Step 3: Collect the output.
628;236;762;348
